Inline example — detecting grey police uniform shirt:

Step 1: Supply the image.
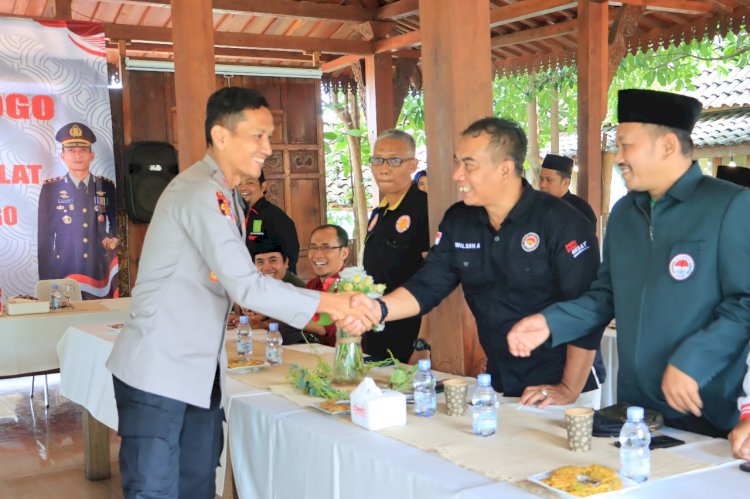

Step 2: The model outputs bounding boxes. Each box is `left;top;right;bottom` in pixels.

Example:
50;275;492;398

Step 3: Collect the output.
107;154;319;408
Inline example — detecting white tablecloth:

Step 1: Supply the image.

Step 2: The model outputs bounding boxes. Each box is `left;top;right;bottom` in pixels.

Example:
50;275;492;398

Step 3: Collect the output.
228;391;746;499
0;297;130;377
56;323;261;495
59;324;746;499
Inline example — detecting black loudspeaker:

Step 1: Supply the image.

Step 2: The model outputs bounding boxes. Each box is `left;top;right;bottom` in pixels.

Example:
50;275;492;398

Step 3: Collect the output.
123;141;179;223
716;164;750;188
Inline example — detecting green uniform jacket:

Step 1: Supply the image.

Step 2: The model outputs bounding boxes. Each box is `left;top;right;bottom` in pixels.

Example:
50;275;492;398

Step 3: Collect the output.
543;163;750;430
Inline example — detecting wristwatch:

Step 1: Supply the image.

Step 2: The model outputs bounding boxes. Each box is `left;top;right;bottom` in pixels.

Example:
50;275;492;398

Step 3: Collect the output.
413;338;431;352
374;297;388;325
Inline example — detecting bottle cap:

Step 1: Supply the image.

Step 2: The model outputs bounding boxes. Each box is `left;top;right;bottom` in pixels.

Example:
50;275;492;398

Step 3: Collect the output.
269;322;279;331
477;373;492;386
627;406;645;422
239;316;249;324
417;358;431;370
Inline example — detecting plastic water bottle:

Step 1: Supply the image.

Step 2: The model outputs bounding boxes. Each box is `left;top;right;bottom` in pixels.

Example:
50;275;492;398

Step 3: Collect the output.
265;322;283;365
237;316;253;361
471;373;498;436
49;285;62;311
619;406;651;483
413;359;437;417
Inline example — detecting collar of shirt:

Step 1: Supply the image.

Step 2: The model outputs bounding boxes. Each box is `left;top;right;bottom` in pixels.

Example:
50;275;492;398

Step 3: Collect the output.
252;196;270;211
377;187;410;212
634;161;702;209
477;178;536;228
68;173;90;190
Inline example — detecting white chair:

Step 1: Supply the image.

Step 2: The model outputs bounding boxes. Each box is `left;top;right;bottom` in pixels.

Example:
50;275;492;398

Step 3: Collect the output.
35;278;82;301
31;279;82;407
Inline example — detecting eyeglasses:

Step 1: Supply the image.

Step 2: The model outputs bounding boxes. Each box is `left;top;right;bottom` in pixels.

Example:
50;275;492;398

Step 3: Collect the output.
369;157;414;168
308;245;346;253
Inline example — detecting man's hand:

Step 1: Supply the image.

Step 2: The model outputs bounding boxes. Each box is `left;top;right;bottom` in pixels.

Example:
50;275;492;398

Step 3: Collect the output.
520;383;578;408
507;314;552;357
729;419;750;460
319;291;377;334
661;364;702;417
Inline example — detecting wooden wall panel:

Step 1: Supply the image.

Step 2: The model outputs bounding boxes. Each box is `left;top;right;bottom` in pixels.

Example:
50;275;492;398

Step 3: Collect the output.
114;71;326;290
128;71;170;142
284;79;319;144
290;178;322;279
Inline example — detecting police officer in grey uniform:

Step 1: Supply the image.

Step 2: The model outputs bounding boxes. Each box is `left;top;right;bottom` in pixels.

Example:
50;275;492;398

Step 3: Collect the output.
106;88;374;499
37;122;118;298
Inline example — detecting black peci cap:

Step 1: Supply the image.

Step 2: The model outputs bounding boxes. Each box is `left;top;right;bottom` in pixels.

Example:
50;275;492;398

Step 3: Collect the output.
617;89;702;133
541;154;574;174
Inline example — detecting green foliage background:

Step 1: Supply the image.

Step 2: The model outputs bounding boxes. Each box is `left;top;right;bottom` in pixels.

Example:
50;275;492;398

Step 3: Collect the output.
323;29;749;210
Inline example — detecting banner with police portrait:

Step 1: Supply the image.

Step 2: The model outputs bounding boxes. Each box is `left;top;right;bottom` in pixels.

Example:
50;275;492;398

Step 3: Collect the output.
0;18;117;299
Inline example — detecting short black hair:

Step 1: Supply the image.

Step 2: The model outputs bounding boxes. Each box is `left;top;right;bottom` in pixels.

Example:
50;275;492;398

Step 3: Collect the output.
205;87;269;146
461;117;527;176
554;170;572;181
258;170;266;184
311;224;349;247
647;124;694;157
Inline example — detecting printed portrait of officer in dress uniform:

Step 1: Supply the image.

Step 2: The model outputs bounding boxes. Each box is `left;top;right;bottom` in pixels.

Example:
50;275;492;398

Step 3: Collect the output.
37;122;118;299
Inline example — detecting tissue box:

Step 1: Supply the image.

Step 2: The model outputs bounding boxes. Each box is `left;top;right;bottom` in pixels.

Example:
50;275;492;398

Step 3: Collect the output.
7;299;50;316
350;377;407;431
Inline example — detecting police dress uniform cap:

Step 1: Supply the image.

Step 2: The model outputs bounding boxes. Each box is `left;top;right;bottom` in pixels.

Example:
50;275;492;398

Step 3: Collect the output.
617;89;702;133
541;154;574;174
56;122;97;147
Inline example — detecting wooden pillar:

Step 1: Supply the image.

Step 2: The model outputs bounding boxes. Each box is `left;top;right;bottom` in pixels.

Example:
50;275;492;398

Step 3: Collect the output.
364;53;395;145
54;0;71;20
172;0;215;169
419;0;493;376
576;0;608;223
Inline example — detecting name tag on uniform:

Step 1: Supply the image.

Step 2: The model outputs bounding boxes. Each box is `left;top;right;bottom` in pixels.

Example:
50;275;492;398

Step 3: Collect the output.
455;241;481;250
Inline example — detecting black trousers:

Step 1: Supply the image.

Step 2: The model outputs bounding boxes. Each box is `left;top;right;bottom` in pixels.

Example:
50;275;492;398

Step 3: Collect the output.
113;369;224;499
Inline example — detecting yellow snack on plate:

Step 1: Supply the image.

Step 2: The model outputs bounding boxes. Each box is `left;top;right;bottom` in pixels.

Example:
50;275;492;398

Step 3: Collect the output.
542;464;623;497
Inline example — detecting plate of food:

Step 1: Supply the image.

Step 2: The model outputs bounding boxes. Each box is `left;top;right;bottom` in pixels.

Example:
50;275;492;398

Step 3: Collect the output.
528;465;637;497
311;399;351;415
228;358;269;373
107;322;124;332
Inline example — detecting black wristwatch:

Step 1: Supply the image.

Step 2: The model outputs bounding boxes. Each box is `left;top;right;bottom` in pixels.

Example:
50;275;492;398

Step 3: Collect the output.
413;338;431;352
374;297;388;324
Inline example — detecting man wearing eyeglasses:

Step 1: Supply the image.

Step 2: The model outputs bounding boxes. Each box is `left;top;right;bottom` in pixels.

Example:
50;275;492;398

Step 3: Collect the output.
305;224;351;346
363;129;430;362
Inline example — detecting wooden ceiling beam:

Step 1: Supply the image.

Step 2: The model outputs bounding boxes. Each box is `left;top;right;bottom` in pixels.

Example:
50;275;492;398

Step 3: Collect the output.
108;41;324;62
490;0;577;28
376;0;420;20
374;29;420;53
491;19;577;48
104;23;374;54
321;54;363;73
609;0;713;15
110;0;374;23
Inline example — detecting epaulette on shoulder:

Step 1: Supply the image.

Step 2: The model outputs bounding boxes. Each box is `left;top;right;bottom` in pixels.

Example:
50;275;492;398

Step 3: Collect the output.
44;176;64;184
94;175;115;185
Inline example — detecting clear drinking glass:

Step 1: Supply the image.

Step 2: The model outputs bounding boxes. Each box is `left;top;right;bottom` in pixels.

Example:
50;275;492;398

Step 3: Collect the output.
61;283;74;308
